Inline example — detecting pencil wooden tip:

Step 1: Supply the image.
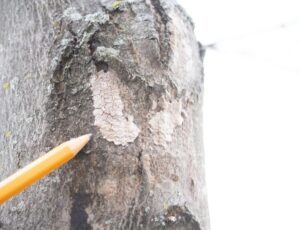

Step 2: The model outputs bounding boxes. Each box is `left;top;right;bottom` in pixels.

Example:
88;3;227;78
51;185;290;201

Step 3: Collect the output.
82;133;93;140
66;134;92;155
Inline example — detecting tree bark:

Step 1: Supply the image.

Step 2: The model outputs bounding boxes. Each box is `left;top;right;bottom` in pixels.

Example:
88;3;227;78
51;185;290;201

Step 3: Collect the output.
0;0;209;229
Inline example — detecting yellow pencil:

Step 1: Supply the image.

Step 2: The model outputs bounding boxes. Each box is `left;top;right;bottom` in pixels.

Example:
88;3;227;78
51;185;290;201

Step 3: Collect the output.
0;134;92;205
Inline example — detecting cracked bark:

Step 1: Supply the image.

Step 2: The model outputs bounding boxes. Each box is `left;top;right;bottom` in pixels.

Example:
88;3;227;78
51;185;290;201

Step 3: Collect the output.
0;0;209;229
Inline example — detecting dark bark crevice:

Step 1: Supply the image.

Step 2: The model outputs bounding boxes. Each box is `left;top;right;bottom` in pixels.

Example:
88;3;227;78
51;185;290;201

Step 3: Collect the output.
70;192;92;230
149;0;171;66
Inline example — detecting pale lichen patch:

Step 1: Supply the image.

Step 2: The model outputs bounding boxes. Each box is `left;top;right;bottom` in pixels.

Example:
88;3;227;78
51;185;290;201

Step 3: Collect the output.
91;70;140;146
63;7;82;21
84;12;109;24
149;98;184;147
93;46;119;62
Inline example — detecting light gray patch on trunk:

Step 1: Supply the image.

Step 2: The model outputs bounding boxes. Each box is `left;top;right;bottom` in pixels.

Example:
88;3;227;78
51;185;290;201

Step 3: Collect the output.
91;71;140;146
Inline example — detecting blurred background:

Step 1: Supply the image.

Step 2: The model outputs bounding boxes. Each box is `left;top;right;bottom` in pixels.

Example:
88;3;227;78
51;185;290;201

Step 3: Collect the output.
177;0;300;229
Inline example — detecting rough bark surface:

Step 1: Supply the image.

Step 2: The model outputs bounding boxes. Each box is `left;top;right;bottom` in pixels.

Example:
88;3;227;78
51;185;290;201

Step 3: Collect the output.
0;0;209;229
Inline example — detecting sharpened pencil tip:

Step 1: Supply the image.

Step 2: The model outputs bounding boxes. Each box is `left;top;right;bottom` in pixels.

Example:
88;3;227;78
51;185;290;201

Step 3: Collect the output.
79;133;92;140
66;134;92;155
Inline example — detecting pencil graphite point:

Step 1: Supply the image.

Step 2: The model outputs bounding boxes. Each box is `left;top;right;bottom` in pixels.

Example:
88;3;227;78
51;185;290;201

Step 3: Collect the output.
66;134;92;155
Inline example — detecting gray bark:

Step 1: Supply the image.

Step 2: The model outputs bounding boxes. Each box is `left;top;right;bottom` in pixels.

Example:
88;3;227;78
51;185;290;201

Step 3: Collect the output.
0;0;209;229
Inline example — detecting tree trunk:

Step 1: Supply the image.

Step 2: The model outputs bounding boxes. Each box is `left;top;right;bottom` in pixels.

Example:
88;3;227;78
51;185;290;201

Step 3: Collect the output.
0;0;209;229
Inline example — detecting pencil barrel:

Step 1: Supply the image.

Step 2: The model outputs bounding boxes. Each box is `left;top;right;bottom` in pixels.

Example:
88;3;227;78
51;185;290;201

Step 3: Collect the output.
0;145;74;205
